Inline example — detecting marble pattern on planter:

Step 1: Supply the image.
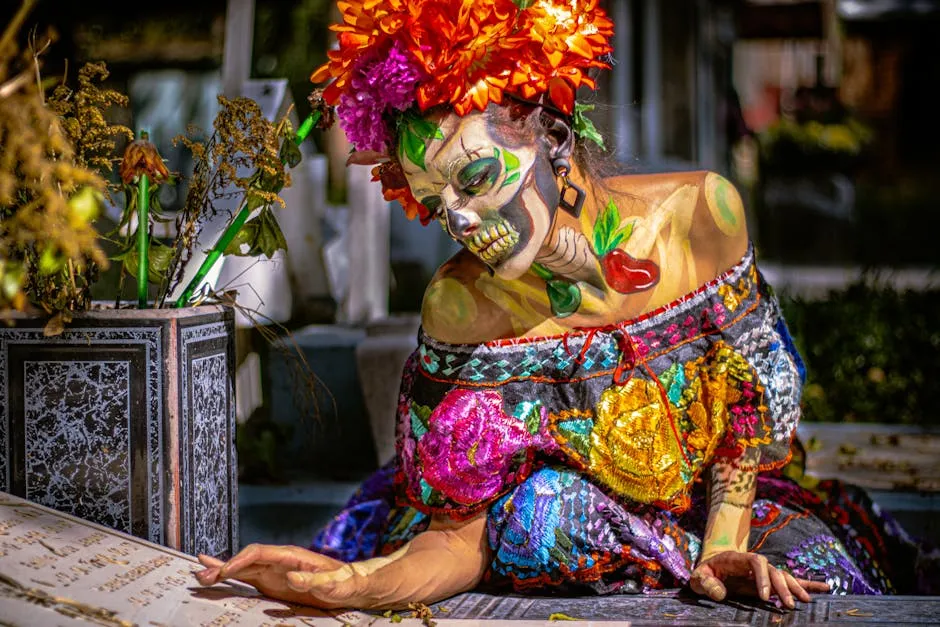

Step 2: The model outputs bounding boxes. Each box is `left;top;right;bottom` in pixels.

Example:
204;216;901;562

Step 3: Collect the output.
0;326;164;543
24;360;131;532
191;352;229;557
181;322;235;557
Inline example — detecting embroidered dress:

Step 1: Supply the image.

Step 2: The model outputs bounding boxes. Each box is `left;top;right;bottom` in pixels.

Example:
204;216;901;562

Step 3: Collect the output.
312;247;924;595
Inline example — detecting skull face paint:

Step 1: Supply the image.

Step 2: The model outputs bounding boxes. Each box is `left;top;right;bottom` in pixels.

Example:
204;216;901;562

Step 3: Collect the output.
399;105;562;280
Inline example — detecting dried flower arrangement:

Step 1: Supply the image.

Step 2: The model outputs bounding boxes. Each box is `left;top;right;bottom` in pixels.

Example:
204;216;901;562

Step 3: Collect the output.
0;0;329;331
0;2;119;322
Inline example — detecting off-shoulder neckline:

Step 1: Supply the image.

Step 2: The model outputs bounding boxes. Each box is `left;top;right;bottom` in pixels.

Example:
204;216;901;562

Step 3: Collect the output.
420;244;756;351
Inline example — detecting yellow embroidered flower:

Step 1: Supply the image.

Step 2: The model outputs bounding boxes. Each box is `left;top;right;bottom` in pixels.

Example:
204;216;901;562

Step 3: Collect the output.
589;378;687;504
681;364;729;460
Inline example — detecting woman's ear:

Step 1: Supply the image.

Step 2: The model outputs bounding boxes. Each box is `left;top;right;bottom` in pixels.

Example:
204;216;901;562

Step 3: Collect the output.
542;113;575;162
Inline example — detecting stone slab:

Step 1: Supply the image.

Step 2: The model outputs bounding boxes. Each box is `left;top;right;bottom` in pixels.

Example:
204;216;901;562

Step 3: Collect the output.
434;591;940;625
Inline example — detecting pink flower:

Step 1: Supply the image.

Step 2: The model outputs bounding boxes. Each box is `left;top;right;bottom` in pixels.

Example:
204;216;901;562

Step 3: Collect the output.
337;41;428;152
417;389;542;506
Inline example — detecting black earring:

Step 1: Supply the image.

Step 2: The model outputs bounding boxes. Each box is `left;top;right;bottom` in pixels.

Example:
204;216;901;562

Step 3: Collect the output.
552;157;585;218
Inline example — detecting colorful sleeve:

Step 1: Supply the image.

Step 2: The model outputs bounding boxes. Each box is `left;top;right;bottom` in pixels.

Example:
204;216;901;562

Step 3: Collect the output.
393;339;557;521
709;272;804;470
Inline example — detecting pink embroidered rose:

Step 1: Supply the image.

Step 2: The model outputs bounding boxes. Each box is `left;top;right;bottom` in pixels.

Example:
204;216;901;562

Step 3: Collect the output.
417;389;544;506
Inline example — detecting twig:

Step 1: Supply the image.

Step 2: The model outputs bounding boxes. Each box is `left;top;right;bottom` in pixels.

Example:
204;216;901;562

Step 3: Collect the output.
0;72;29;99
0;1;38;65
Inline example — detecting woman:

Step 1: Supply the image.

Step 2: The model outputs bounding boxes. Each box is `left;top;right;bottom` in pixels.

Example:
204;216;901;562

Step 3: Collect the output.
196;0;921;609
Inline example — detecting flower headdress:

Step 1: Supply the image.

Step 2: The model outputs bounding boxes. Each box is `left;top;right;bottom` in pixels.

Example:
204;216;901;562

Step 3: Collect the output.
311;0;614;224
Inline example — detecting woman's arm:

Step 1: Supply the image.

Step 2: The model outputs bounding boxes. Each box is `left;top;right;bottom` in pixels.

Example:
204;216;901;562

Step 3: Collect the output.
195;513;489;610
690;450;828;606
700;451;759;562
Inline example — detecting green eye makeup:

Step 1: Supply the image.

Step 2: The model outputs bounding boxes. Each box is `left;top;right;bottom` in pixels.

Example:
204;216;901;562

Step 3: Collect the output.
457;157;501;196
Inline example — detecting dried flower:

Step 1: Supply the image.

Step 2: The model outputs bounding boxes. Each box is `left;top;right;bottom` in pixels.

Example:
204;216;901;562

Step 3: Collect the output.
0;6;124;317
120;132;170;184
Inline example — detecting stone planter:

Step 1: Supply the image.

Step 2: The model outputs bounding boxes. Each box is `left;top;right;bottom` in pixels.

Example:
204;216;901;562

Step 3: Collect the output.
0;305;237;558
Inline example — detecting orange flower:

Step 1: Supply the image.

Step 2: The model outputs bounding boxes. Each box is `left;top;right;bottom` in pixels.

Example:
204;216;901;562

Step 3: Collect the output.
310;0;411;103
371;163;432;224
311;0;613;115
312;0;615;223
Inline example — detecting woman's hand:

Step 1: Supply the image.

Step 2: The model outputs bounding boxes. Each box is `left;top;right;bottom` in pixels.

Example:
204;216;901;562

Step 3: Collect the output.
690;550;830;608
194;544;360;609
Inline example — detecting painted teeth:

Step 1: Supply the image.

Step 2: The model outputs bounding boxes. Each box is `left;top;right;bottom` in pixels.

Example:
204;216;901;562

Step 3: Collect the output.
466;222;519;264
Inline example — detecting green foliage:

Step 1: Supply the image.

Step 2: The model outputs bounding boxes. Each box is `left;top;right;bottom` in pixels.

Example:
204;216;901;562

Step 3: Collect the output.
781;284;940;425
224;207;288;259
592;199;633;257
572;102;605;150
397;111;444;171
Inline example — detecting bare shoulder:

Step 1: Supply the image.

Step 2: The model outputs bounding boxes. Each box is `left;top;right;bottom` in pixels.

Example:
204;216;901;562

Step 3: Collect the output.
421;250;515;344
691;171;749;270
606;170;749;270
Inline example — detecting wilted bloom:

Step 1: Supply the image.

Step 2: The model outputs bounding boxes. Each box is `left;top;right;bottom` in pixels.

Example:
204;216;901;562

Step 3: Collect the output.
120;131;170;184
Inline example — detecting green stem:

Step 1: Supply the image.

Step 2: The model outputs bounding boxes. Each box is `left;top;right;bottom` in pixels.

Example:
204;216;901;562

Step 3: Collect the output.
137;173;150;308
530;262;553;281
174;111;320;308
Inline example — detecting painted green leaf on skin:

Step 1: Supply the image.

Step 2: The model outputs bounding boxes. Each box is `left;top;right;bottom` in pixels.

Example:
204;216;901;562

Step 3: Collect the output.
593;199;619;256
503;148;521;173
593;199;636;256
500;170;521;188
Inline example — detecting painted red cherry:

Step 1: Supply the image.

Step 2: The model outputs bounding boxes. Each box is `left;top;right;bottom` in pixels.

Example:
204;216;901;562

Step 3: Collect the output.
602;249;660;294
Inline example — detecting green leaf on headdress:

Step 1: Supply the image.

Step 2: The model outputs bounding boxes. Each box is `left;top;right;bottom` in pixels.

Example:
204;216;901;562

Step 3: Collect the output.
573;102;606;150
512;0;536;7
399;110;445;171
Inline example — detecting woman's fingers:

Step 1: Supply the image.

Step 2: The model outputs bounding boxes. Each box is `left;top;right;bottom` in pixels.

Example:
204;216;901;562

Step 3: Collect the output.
690;568;728;602
198;554;224;568
769;566;794;608
746;554;772;602
218;544;331;579
787;572;830;598
797;577;831;594
194;566;221;586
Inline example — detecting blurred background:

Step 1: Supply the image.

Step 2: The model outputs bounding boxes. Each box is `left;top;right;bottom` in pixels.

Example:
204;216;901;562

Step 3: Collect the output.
6;0;939;545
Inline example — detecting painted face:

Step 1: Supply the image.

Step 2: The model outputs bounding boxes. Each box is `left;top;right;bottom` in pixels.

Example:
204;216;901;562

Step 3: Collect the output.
399;105;561;279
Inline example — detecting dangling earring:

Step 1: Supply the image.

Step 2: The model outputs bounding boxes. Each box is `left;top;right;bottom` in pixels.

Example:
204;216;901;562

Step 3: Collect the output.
552;157;585;218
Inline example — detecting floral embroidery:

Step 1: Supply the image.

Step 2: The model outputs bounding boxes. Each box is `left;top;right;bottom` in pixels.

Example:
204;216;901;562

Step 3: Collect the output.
589;378;687;505
415;389;551;506
418;344;440;373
